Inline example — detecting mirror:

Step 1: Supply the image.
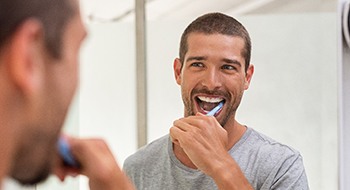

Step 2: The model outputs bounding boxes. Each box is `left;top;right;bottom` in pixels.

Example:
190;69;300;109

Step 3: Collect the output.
31;0;338;190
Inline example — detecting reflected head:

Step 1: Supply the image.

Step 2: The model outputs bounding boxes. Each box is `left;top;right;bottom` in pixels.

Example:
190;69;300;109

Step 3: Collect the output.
179;12;251;72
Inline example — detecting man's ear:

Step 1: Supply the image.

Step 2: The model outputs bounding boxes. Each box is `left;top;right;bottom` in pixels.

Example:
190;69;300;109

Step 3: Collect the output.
244;64;254;90
7;19;45;95
173;58;182;85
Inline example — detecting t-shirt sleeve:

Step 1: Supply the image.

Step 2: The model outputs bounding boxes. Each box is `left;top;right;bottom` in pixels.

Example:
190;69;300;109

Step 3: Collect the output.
270;154;309;190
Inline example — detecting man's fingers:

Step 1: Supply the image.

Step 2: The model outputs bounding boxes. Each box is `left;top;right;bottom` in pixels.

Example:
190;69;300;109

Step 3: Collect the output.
170;126;185;146
173;119;195;131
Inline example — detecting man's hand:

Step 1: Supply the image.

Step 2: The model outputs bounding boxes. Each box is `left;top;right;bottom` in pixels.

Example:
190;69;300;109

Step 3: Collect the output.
170;112;229;176
54;137;135;190
170;113;253;190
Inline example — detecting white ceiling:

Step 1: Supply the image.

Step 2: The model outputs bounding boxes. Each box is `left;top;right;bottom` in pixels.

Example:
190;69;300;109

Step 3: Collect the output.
81;0;337;22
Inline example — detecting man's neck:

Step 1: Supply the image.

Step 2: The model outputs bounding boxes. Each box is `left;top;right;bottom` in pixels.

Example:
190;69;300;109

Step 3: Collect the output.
0;98;21;185
173;144;197;169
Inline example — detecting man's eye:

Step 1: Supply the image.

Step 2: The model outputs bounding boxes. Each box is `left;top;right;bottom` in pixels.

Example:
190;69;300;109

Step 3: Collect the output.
222;65;236;70
191;62;204;67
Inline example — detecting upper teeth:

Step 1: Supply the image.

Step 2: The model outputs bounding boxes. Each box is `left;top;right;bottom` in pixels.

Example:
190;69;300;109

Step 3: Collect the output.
198;96;223;103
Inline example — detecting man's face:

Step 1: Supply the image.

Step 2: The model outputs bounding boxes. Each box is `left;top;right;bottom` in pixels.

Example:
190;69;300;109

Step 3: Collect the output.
10;4;86;185
174;33;253;127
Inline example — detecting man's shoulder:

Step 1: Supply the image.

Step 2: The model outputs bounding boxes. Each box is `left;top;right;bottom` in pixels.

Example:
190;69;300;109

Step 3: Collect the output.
246;127;301;156
240;127;305;174
240;128;308;189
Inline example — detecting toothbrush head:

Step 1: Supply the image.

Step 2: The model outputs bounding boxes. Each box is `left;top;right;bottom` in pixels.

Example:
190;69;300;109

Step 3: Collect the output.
206;101;224;116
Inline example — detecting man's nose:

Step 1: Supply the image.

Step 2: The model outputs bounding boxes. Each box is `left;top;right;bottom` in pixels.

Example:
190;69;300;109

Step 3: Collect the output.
201;68;222;90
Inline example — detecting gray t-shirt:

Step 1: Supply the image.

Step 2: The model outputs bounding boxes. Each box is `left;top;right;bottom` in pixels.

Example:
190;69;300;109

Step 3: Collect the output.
123;127;309;190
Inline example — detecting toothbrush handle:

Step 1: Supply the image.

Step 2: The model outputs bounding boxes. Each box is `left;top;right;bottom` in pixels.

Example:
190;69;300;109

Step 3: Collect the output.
57;137;80;168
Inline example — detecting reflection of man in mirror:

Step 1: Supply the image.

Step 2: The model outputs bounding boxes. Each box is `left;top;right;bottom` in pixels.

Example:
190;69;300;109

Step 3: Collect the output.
0;0;134;189
124;12;309;189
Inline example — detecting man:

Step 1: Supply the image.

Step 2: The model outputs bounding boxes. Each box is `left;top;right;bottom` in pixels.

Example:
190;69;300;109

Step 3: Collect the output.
0;0;134;189
123;12;309;189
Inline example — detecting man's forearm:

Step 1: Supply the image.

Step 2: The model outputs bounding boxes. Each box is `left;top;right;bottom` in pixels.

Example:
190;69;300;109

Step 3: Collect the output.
208;156;253;190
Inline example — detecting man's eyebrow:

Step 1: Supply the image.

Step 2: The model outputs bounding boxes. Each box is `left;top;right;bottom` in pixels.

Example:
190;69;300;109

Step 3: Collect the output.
223;58;242;67
186;56;207;62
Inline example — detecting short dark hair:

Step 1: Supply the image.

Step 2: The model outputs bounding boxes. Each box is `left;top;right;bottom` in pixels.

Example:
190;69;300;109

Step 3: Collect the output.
0;0;76;59
179;12;251;72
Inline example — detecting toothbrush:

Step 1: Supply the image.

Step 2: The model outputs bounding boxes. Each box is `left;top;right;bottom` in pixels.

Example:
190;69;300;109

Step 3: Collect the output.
206;102;224;116
58;137;79;168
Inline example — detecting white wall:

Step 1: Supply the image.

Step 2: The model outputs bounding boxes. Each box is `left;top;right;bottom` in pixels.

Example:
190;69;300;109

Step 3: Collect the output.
78;22;137;190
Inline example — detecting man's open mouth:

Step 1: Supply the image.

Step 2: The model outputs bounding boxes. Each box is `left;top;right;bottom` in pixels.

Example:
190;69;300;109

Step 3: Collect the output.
195;95;225;114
